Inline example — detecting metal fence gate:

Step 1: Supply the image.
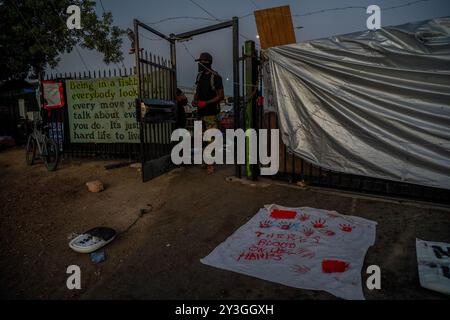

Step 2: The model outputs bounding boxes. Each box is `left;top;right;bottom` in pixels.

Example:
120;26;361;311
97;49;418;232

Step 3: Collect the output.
42;18;241;183
133;18;241;182
133;19;177;182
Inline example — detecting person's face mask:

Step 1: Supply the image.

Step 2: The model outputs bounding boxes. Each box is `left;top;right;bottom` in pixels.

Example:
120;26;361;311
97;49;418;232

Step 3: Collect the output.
198;60;211;72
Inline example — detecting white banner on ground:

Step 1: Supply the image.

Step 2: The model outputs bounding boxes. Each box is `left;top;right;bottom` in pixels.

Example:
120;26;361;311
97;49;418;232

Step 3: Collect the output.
201;204;377;300
416;238;450;295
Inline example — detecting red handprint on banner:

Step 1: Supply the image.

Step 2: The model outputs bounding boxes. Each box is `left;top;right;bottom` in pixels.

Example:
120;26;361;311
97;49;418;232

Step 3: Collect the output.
297;248;315;259
278;221;293;230
292;264;311;274
319;229;336;237
259;220;273;228
302;228;314;237
339;224;354;232
311;219;327;229
298;213;310;222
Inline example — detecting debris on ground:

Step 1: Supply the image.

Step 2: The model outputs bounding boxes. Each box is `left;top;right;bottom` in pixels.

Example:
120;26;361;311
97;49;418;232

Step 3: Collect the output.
416;239;450;295
296;180;308;188
139;207;152;216
90;250;106;264
129;163;142;169
86;180;104;193
225;176;271;188
69;227;117;253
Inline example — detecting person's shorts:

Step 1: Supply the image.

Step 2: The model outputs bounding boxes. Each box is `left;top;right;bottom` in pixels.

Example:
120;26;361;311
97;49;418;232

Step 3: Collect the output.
201;115;219;144
201;115;219;131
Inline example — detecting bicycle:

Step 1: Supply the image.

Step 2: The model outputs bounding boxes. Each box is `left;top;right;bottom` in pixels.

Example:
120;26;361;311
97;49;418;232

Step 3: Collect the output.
25;120;59;171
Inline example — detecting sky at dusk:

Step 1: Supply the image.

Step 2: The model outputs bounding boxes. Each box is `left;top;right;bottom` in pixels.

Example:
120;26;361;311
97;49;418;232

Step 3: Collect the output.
52;0;450;94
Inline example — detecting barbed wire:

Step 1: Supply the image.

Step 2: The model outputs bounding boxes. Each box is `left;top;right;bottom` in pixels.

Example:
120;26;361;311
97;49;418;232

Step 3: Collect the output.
187;0;260;47
145;16;218;25
188;0;219;21
145;0;434;25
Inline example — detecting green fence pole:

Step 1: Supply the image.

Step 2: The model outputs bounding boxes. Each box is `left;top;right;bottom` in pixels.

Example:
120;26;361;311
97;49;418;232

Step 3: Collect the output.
244;40;256;179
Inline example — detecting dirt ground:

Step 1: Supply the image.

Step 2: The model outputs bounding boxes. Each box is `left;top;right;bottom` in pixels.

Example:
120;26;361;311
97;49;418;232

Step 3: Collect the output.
0;147;449;300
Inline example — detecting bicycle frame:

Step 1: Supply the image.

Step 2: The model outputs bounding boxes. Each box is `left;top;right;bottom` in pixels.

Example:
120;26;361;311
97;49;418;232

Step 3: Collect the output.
30;122;49;157
26;116;60;172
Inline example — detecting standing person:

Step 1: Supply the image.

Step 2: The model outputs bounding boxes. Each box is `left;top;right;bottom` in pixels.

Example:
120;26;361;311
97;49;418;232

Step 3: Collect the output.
192;52;224;174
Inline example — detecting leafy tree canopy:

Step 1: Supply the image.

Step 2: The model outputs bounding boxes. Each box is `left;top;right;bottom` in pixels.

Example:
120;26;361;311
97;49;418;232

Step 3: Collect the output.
0;0;125;80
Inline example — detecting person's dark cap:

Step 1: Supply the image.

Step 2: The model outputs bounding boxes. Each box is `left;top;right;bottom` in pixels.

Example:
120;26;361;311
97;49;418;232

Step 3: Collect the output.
195;52;213;63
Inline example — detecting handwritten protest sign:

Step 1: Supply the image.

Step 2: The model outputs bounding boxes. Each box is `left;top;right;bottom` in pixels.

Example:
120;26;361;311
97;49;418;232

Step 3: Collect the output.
66;76;139;143
201;204;377;300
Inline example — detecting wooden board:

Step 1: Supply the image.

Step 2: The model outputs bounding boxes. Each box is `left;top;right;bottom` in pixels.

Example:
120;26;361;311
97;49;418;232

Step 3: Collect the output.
254;5;297;49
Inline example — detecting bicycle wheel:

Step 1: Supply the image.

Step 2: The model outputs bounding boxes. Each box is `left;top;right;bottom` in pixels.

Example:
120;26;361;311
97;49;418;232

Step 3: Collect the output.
25;135;36;165
43;138;59;171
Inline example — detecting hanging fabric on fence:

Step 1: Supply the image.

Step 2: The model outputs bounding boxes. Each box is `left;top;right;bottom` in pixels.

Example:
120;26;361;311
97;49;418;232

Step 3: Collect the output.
201;204;377;300
264;17;450;190
42;80;65;150
42;80;65;110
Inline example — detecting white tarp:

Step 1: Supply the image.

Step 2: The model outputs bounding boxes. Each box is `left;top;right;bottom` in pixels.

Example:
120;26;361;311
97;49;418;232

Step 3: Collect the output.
416;238;450;295
265;17;450;190
201;205;377;300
